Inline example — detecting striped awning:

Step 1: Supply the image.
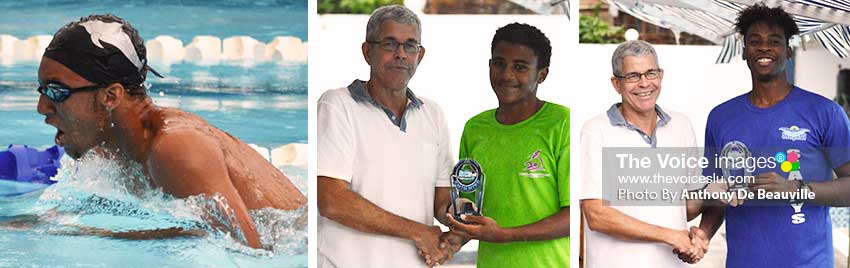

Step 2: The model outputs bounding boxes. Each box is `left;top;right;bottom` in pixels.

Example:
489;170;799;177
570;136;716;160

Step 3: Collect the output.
604;0;850;63
506;0;571;18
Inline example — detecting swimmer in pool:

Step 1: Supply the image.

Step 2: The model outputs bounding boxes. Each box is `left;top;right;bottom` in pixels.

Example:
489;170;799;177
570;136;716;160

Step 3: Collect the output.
35;14;306;248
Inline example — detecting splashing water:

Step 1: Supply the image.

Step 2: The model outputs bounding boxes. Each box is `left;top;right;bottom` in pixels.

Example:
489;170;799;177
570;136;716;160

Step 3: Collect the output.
0;150;307;267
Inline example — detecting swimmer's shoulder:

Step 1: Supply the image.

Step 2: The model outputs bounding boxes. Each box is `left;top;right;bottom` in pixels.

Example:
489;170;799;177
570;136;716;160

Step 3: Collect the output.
149;107;210;131
145;108;227;154
146;117;223;164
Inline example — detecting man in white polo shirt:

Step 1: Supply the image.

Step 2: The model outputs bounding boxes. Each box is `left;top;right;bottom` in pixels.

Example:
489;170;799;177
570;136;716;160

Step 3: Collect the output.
580;40;724;267
316;5;455;268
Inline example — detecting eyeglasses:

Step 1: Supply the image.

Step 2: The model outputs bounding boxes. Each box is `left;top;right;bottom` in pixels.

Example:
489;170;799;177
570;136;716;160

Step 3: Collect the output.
614;69;662;83
367;39;422;53
37;82;105;103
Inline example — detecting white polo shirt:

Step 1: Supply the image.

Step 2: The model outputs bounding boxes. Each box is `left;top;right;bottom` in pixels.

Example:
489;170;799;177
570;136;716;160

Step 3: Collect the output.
317;80;452;268
580;103;700;268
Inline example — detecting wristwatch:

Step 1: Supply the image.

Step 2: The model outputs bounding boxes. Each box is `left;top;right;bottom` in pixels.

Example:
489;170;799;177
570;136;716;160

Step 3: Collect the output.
794;180;812;203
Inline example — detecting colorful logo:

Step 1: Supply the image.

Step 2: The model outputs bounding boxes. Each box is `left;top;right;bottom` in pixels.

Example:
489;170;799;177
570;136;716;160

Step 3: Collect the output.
779;126;810;142
775;150;801;172
519;149;550;178
452;160;482;192
524;149;545;172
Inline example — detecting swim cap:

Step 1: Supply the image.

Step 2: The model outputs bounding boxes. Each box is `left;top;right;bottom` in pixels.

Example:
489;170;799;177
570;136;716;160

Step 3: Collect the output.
43;14;161;89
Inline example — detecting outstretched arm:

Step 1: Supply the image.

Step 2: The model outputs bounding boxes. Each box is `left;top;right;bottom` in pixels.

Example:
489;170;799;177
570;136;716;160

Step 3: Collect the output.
447;206;569;243
318;176;446;265
806;163;850;206
748;163;850;206
53;225;206;240
581;199;696;256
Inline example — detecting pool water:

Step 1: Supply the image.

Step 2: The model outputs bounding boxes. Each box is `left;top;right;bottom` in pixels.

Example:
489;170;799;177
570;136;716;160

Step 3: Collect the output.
0;152;307;267
0;0;307;44
0;68;307;267
0;64;307;149
0;1;307;266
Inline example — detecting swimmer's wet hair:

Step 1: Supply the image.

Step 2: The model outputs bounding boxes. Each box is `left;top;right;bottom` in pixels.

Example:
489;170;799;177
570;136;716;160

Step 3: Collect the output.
366;5;421;43
491;23;552;69
611;40;658;76
57;14;149;96
735;3;799;44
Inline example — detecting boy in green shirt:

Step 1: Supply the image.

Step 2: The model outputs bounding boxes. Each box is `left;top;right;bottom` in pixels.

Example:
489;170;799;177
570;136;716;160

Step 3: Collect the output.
446;22;570;268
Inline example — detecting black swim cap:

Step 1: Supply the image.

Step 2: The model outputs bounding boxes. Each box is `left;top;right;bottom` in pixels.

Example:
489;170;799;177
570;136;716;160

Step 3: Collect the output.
43;14;161;91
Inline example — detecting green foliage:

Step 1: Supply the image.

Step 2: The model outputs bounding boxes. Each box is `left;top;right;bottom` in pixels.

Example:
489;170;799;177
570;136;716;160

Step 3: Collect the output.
579;14;625;44
318;0;404;14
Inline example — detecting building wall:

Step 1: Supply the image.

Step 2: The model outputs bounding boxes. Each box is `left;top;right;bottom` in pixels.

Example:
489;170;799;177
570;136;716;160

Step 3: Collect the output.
794;39;850;98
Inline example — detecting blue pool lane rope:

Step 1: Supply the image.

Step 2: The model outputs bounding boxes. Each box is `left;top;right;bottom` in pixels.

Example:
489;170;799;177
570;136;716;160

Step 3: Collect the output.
0;145;64;196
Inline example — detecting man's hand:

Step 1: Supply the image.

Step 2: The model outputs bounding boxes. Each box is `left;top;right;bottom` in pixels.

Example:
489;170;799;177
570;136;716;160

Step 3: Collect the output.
438;231;467;261
446;213;510;243
705;180;746;206
664;229;702;263
320;177;449;264
414;225;447;267
677;226;709;264
750;172;798;194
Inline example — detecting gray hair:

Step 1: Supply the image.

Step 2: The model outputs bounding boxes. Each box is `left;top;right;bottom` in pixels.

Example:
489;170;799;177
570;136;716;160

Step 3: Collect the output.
611;40;658;75
366;5;422;42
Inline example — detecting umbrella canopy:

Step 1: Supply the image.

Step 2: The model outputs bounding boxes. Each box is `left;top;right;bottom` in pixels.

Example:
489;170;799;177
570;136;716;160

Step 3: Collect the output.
603;0;850;63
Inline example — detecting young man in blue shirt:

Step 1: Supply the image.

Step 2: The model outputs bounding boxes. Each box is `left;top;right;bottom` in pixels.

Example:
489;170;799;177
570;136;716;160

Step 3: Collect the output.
701;4;850;267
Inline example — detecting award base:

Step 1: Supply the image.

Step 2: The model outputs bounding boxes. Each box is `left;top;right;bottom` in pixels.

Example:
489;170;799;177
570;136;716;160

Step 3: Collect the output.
452;200;481;224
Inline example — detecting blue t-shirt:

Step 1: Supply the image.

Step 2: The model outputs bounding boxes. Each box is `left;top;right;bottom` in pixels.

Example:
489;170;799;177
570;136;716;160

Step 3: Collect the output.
704;87;850;268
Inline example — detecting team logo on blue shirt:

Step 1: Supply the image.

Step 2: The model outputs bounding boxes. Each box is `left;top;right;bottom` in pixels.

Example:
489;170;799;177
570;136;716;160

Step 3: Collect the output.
779;126;810;142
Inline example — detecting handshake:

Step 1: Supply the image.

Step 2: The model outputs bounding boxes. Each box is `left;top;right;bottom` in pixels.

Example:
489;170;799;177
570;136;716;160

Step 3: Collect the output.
414;198;494;267
413;226;466;267
668;226;710;264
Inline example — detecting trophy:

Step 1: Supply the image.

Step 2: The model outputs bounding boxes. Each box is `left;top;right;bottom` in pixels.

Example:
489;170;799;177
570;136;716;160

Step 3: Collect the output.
719;141;752;191
450;159;485;224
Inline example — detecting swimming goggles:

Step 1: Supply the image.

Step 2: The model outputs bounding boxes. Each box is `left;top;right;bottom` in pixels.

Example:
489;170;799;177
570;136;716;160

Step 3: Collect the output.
37;82;105;103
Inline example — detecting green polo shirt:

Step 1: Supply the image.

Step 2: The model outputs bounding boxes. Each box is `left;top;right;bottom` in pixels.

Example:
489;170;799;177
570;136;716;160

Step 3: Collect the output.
459;101;570;268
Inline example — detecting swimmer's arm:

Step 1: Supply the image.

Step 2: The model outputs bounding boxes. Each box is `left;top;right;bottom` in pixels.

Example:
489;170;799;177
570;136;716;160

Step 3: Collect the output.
317;176;437;242
0;210;206;240
581;199;682;244
147;131;262;249
52;226;205;240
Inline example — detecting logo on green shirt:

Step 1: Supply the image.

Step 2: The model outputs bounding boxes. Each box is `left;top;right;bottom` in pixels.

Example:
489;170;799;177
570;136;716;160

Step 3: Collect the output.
520;149;550;178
